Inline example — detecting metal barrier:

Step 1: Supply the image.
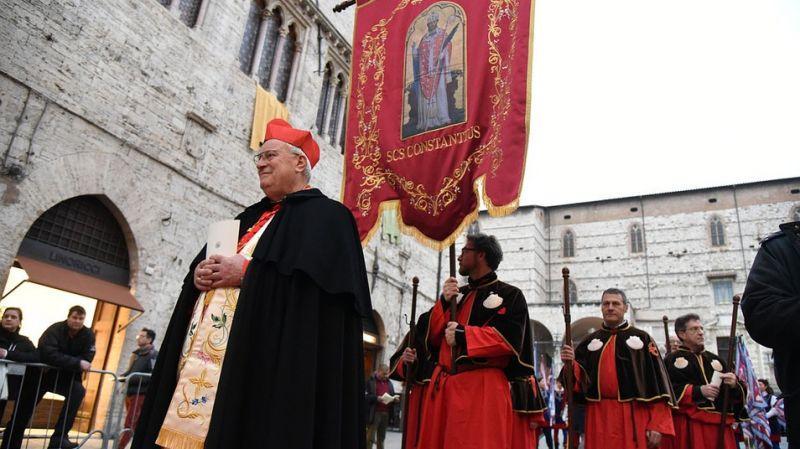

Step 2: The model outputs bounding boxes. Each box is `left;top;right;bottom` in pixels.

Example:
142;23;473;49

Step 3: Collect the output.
0;360;151;449
109;373;150;449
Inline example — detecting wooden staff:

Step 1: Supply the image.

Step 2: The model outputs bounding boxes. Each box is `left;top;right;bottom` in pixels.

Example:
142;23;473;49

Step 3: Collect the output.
562;268;577;449
449;244;458;375
400;276;420;449
333;0;356;12
717;295;741;449
662;315;671;354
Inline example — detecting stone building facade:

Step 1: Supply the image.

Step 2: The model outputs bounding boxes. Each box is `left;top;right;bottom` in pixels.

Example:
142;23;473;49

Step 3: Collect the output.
0;0;438;386
477;177;800;381
1;0;795;396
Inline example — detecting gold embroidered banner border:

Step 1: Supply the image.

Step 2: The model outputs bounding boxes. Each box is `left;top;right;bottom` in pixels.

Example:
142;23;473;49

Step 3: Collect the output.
342;0;535;249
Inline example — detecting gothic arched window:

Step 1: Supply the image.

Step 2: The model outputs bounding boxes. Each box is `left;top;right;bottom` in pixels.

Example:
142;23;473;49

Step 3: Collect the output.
238;1;263;74
316;64;333;133
274;24;297;102
569;280;578;304
710;216;726;247
562;230;575;258
178;0;204;27
328;75;345;144
630;224;644;253
256;9;282;88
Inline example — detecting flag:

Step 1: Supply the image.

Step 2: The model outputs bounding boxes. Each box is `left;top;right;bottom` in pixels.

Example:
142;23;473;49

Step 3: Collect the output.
774;397;786;434
735;337;772;448
342;0;535;248
547;374;556;426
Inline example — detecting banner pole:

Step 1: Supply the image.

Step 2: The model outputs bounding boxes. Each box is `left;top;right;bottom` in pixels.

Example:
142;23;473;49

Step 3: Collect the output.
662;315;671;354
449;244;457;375
562;268;577;449
400;276;420;449
717;295;741;449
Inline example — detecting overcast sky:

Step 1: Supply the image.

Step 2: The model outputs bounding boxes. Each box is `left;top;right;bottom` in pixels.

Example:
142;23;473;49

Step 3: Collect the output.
520;0;800;206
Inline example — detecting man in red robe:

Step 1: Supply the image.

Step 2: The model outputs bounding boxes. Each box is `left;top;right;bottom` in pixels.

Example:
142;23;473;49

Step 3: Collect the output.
661;313;747;449
390;313;435;449
561;288;675;449
510;376;547;449
403;233;544;449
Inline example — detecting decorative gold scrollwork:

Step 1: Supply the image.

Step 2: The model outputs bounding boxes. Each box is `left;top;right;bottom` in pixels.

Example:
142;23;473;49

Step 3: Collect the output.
351;0;522;217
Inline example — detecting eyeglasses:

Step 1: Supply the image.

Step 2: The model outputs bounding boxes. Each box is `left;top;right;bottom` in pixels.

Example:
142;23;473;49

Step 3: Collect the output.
684;326;704;333
253;149;302;165
460;247;478;254
253;150;278;165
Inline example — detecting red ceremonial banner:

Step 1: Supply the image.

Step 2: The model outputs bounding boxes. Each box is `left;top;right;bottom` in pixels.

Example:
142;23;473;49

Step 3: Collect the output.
342;0;535;249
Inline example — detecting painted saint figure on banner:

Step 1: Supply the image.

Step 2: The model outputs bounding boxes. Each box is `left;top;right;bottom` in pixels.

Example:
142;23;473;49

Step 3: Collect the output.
403;3;466;139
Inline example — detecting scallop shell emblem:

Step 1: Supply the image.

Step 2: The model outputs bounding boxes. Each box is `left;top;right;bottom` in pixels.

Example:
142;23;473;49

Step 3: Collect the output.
626;336;644;350
483;292;503;309
587;338;604;352
674;357;689;369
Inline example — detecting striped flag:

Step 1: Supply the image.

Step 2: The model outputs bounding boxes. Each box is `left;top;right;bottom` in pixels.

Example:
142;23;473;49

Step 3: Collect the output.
547;374;557;426
774;397;786;433
735;337;772;448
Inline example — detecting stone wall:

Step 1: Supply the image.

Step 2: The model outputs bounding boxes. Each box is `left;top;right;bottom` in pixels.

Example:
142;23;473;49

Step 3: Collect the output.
0;0;435;371
477;178;800;379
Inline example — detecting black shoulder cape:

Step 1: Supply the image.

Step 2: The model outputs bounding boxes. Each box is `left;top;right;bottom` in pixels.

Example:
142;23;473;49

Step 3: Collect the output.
572;323;675;405
664;346;748;420
132;189;371;449
742;221;800;401
389;311;436;385
420;272;537;380
510;375;547;414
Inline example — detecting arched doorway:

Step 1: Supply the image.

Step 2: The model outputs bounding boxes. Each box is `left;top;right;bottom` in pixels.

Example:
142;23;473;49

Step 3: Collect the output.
363;310;386;380
570;317;604;345
1;195;142;431
531;320;554;375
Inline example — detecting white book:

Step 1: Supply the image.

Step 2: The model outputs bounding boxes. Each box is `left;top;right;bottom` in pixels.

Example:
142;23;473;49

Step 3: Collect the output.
710;370;723;388
207;220;239;258
378;392;399;405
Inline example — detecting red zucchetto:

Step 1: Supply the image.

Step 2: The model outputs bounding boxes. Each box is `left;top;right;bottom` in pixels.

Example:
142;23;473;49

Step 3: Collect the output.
262;118;320;168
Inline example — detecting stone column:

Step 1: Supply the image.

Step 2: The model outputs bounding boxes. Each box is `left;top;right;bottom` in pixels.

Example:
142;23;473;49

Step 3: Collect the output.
285;28;309;106
249;9;273;78
195;0;210;28
267;27;289;92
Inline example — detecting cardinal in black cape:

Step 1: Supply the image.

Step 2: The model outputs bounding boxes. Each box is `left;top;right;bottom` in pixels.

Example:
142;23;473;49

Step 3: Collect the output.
131;119;371;449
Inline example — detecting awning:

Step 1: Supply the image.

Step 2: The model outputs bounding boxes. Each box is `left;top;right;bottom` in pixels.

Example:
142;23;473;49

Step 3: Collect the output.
15;256;144;312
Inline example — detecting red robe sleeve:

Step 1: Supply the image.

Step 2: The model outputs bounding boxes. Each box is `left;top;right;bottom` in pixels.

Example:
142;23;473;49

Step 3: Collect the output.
464;326;514;358
645;401;675;434
427;299;447;350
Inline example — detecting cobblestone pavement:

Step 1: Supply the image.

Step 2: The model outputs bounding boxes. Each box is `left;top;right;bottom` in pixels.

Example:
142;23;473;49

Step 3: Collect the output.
380;429;789;449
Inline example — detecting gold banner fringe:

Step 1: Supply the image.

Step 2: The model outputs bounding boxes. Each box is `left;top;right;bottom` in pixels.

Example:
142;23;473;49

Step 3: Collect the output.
349;0;534;253
155;427;206;449
360;175;522;252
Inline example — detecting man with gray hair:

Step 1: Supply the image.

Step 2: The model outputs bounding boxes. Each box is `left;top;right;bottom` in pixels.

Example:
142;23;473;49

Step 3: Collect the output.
365;364;397;449
560;288;675;449
661;313;746;449
132;119;371;449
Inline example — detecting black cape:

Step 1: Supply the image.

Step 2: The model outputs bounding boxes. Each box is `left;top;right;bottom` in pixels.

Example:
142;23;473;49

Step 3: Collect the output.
389;311;436;385
664;345;748;421
508;298;546;414
132;189;371;449
509;376;547;414
421;272;537;379
742;221;800;402
570;323;675;405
